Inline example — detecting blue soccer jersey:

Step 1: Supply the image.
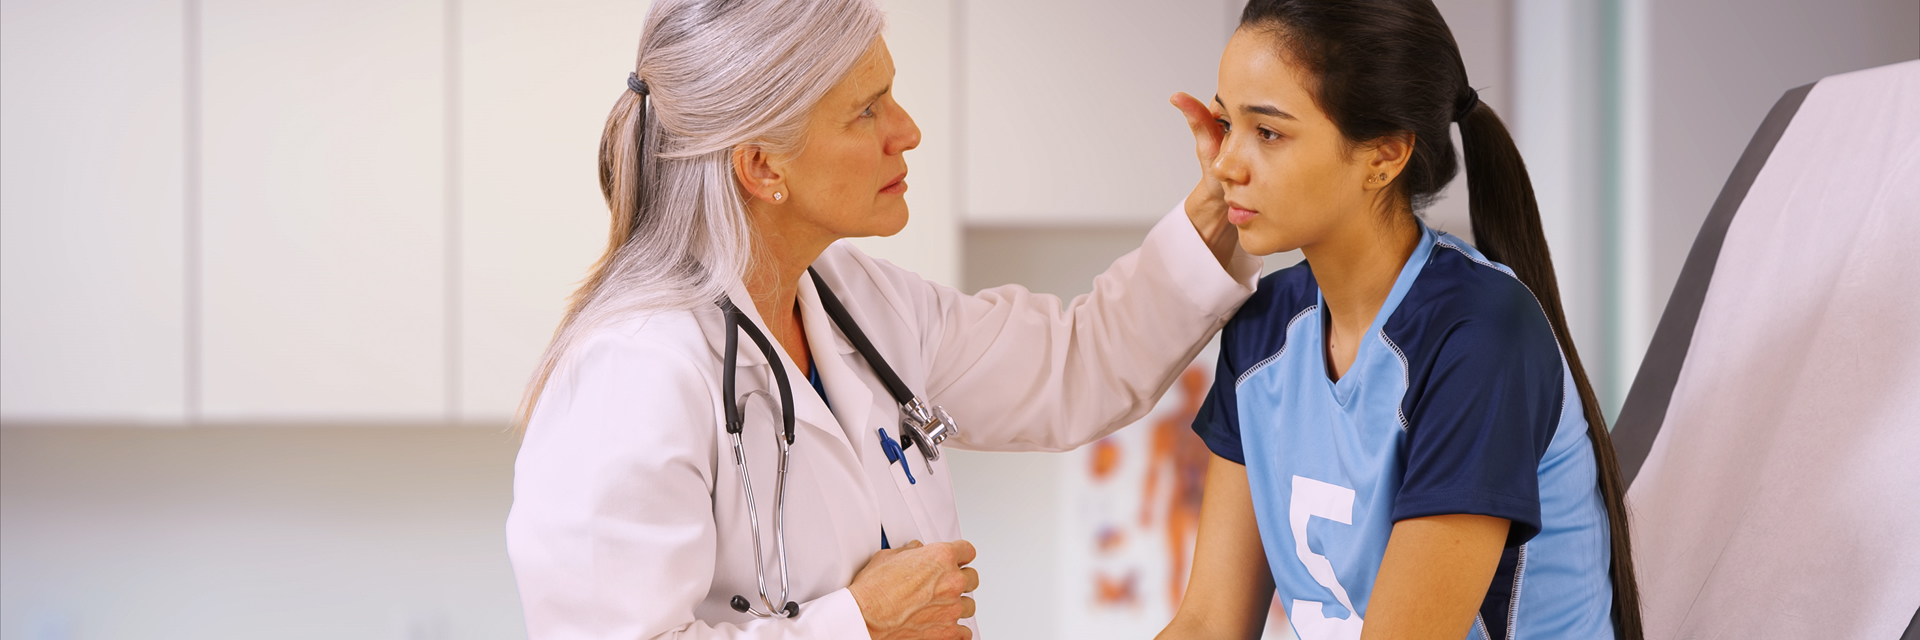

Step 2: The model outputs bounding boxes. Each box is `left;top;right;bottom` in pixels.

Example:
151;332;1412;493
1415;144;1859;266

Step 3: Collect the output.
1193;223;1614;640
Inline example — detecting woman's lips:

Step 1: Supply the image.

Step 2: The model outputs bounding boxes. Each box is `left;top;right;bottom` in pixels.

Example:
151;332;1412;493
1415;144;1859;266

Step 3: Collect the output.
1227;206;1259;225
880;172;909;195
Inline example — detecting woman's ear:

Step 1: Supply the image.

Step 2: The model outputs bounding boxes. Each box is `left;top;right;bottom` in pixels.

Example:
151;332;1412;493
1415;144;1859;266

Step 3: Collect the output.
1361;132;1415;191
731;144;788;204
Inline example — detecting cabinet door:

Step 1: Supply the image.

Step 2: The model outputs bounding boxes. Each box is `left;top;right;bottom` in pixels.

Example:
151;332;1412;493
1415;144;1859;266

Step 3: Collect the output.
199;0;448;420
0;0;187;423
962;0;1232;226
456;0;648;421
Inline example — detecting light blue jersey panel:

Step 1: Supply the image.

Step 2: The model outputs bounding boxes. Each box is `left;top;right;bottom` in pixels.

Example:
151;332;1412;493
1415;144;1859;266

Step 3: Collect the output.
1200;225;1614;640
1233;233;1435;639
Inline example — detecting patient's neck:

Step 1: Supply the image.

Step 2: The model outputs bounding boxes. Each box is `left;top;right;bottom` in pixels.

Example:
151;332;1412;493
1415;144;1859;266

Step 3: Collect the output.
1302;214;1421;379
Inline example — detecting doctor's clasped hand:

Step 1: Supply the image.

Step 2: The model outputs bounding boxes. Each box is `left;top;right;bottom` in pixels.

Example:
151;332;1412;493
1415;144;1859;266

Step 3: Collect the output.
849;540;981;640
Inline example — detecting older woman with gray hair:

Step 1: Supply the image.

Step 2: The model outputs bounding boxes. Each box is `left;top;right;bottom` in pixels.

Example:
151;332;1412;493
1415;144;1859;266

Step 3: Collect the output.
503;0;1259;637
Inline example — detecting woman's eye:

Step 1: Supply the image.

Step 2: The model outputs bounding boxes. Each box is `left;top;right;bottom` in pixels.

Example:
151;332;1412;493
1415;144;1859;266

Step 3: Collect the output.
1216;118;1231;133
1258;127;1280;141
860;104;876;118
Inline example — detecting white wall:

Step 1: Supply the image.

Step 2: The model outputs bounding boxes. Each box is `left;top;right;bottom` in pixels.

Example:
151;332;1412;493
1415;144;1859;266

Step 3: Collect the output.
0;427;525;640
959;0;1238;226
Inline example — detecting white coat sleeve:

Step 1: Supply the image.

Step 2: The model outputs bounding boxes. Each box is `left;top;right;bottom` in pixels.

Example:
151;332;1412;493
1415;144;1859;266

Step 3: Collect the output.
505;327;871;640
882;205;1261;452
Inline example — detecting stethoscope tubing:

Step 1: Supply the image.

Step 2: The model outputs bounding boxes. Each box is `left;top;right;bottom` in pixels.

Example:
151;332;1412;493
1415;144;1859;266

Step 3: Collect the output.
716;268;955;620
719;299;800;618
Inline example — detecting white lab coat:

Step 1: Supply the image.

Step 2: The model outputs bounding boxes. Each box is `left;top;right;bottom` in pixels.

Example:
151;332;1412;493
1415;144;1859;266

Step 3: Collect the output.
506;206;1261;639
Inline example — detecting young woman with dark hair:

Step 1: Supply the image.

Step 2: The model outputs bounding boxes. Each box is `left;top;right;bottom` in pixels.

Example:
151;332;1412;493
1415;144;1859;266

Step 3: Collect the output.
1156;1;1641;638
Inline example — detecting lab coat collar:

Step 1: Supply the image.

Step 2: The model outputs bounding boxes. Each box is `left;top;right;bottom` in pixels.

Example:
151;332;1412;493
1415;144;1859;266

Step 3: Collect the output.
702;271;862;459
704;275;859;367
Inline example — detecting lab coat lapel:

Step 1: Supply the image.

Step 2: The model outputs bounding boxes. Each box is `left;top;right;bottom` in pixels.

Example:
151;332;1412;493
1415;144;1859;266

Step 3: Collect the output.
795;275;873;452
712;282;858;458
698;283;886;594
797;269;942;544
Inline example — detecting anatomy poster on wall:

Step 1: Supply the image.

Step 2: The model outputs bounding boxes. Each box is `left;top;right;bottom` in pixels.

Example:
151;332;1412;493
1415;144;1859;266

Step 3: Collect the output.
1059;351;1296;639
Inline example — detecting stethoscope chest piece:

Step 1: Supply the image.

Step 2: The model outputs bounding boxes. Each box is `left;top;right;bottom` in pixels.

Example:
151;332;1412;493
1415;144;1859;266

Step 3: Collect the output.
898;397;959;462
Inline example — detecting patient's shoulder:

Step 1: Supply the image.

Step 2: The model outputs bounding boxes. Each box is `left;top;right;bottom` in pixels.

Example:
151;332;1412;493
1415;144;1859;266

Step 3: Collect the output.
1219;262;1320;370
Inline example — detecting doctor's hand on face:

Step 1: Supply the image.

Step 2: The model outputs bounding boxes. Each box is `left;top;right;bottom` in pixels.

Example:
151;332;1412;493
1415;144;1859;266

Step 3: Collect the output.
1171;91;1236;267
848;539;981;640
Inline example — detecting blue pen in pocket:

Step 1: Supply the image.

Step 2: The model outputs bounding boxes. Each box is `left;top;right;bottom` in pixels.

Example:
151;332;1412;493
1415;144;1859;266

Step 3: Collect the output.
877;428;916;484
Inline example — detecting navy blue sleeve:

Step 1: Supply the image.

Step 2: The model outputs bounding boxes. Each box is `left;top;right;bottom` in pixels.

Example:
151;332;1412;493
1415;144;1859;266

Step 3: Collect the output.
1190;265;1317;467
1389;276;1564;547
1192;344;1244;465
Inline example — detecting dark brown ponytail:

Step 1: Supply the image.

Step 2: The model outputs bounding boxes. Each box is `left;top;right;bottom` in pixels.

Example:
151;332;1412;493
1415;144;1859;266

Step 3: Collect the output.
1458;101;1644;640
1239;1;1643;636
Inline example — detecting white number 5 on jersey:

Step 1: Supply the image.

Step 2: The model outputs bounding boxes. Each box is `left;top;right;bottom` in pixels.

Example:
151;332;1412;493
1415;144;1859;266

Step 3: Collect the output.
1289;475;1365;640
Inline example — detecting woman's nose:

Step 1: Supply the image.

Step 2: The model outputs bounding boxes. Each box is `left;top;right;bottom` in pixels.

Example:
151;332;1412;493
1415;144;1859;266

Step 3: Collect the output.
891;104;922;155
1211;135;1248;186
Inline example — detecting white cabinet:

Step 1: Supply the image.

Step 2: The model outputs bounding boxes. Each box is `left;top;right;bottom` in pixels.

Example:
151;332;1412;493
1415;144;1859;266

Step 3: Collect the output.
0;0;188;422
0;0;970;424
456;0;649;421
198;0;449;420
961;0;1234;225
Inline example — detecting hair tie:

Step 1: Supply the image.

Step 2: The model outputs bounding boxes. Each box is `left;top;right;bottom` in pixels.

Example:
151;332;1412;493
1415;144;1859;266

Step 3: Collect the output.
626;72;650;214
1453;87;1480;122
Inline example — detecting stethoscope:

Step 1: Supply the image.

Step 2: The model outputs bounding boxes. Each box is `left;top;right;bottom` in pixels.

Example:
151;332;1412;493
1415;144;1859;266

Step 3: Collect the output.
719;268;961;619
